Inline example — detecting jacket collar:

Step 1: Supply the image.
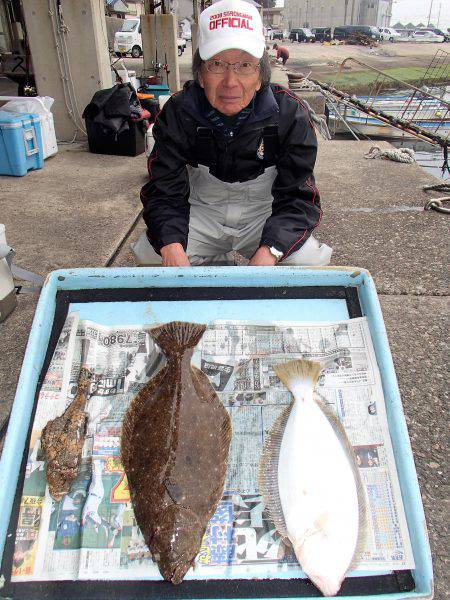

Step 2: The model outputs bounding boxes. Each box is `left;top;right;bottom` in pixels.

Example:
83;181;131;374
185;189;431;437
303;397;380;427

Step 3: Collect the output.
181;81;279;128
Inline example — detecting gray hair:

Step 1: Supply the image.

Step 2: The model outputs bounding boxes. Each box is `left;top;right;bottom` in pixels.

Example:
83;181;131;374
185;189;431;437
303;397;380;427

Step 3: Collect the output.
192;49;271;88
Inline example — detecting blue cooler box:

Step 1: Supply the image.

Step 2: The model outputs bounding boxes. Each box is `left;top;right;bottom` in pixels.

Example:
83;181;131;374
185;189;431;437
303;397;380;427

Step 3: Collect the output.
0;110;44;176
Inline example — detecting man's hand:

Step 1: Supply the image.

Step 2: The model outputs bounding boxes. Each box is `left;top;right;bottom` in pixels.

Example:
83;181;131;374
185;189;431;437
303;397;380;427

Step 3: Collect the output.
248;246;277;267
160;243;191;267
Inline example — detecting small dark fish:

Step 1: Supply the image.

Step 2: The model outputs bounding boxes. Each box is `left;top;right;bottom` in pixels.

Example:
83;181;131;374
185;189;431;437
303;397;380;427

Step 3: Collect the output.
41;366;93;501
121;322;232;584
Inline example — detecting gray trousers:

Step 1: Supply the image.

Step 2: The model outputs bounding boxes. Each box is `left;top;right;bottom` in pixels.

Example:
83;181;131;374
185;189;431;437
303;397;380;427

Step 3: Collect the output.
132;165;332;266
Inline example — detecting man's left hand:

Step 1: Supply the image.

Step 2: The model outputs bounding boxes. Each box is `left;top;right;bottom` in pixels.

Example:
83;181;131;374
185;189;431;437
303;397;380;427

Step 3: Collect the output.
248;246;277;266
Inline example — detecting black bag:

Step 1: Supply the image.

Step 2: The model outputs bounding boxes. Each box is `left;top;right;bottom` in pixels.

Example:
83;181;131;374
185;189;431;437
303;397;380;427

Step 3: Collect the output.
83;83;146;156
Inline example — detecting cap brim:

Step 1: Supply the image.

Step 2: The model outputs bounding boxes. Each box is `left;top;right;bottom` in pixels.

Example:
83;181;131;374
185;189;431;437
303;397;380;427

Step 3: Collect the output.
199;37;265;61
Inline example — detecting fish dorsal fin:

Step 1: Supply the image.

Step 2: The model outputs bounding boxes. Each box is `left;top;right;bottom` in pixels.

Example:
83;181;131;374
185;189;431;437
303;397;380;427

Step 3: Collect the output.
274;359;321;392
258;404;292;541
314;393;369;569
149;322;206;356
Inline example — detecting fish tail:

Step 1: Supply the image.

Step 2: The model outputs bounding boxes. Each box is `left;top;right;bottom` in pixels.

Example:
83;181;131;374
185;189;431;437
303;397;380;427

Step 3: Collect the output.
150;321;206;355
274;359;321;392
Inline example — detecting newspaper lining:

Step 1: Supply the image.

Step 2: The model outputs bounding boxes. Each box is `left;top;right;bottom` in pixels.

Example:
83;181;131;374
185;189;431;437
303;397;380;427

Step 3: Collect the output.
11;313;415;582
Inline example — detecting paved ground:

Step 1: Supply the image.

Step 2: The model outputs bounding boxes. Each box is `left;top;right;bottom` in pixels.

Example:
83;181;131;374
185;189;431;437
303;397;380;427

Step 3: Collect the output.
0;58;448;597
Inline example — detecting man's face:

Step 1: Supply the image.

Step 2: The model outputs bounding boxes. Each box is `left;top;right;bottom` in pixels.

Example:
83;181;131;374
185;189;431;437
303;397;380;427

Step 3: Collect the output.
199;49;262;116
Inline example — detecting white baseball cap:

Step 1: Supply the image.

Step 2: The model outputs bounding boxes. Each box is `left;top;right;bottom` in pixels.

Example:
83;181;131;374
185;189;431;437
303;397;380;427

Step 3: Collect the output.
198;0;265;61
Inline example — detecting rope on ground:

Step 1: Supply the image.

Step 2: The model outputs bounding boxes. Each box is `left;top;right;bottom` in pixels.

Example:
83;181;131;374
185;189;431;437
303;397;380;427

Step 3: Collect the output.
423;183;450;214
424;197;450;214
364;146;416;164
423;183;450;194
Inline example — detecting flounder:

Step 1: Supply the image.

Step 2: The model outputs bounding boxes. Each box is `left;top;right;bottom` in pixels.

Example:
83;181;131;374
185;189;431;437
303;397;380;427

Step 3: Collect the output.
41;366;93;501
121;321;232;584
259;359;367;596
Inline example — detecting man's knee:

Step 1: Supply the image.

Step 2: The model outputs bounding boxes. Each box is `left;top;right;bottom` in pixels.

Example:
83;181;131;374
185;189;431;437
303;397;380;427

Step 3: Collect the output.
281;235;333;266
130;232;162;266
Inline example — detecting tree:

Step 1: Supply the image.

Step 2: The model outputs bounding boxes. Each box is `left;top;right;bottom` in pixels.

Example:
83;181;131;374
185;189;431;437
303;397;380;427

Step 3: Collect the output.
261;0;276;8
392;22;404;29
428;22;435;28
417;22;426;28
405;22;416;29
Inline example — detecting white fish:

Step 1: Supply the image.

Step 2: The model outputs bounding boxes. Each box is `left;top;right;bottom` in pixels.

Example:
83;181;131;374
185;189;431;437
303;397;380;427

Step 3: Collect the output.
259;359;366;597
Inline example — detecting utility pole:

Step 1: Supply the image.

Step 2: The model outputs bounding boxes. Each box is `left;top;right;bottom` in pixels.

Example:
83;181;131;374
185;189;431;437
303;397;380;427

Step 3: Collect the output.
350;0;356;24
427;0;434;27
344;0;349;25
436;2;441;28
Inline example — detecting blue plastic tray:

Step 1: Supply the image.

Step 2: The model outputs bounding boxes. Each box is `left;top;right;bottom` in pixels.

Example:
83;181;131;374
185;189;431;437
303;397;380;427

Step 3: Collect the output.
0;267;433;599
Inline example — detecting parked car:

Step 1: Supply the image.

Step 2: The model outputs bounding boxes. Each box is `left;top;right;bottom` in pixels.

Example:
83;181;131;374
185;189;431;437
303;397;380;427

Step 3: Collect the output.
272;30;285;40
378;27;401;42
333;25;381;41
424;28;450;42
312;27;332;42
289;28;316;43
411;30;445;43
114;18;186;58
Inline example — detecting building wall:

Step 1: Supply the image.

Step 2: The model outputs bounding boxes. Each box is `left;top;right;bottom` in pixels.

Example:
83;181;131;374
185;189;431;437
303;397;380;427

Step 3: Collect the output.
126;0;144;16
283;0;392;30
171;0;193;21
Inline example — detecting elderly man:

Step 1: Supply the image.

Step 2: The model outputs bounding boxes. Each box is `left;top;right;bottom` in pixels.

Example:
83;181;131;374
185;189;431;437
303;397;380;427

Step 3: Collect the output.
132;0;332;267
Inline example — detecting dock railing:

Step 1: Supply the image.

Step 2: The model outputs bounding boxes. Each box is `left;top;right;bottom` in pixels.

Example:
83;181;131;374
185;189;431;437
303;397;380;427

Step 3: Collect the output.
322;50;450;148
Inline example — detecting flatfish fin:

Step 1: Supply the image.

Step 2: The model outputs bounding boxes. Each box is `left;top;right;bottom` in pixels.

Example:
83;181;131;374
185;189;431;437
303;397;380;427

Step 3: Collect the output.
258;404;292;541
121;364;167;473
315;394;369;568
149;321;206;354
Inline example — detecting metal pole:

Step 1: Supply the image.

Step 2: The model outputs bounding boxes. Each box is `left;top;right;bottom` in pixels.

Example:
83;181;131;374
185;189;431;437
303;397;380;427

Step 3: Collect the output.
436;3;441;28
344;0;349;25
427;0;434;26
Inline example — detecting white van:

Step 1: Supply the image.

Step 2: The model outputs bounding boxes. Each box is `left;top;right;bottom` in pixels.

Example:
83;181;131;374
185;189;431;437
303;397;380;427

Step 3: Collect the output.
378;27;401;42
114;18;187;58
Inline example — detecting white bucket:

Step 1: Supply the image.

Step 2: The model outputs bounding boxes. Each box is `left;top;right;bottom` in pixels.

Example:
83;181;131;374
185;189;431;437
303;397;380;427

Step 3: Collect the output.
158;94;171;110
116;69;138;91
0;224;17;321
145;124;154;157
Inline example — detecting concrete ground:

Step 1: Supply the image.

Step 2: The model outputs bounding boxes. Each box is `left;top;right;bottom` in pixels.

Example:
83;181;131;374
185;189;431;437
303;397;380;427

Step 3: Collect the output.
0;61;448;597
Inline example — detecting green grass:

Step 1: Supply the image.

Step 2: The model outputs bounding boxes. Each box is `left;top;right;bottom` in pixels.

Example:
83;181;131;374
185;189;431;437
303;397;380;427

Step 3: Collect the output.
318;66;450;93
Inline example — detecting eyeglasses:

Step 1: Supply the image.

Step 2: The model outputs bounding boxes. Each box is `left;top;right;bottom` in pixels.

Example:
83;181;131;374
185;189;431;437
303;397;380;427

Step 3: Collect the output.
205;59;260;76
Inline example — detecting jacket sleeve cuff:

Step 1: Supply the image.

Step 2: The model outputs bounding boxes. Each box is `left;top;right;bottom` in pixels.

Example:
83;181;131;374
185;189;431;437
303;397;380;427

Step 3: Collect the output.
259;238;287;254
152;233;188;254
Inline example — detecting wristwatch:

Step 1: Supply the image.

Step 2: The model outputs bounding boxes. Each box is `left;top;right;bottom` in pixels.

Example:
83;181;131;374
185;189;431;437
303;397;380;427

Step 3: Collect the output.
268;246;284;263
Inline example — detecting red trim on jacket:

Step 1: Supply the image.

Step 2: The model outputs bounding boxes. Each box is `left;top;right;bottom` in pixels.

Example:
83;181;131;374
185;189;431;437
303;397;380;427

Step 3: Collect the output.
281;176;322;259
274;89;314;129
147;151;159;180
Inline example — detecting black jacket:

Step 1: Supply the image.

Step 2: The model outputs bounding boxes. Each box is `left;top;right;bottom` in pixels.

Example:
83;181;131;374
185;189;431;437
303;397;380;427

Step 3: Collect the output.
140;81;322;258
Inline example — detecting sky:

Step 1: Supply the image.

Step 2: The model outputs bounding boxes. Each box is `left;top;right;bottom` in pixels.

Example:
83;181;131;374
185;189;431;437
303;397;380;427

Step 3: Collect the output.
391;0;450;29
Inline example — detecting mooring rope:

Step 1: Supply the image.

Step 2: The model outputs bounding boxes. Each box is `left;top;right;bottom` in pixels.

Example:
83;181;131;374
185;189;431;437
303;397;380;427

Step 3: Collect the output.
364;146;416;164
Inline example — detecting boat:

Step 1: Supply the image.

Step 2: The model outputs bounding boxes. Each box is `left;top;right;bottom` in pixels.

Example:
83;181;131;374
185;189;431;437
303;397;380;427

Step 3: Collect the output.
328;93;450;139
